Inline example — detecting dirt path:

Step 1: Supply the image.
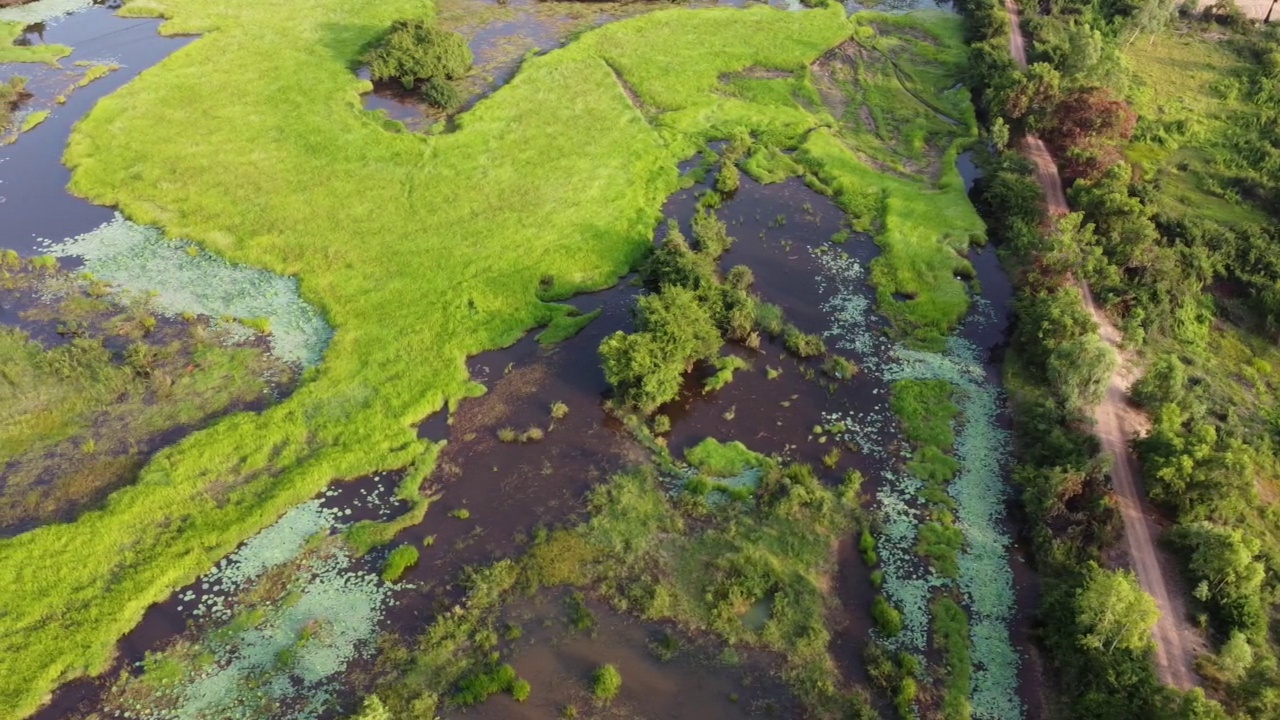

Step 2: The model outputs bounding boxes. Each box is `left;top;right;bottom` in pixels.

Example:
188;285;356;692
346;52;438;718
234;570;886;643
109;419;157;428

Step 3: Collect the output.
1003;0;1200;690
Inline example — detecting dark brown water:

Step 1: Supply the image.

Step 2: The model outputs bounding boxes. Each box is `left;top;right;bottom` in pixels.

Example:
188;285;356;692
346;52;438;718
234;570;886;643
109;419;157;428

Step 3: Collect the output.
0;6;189;255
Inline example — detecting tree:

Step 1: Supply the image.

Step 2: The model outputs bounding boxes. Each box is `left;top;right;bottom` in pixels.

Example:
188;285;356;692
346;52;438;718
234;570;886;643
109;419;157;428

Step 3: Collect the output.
1046;333;1115;412
364;19;472;91
634;286;722;365
1216;631;1254;682
599;286;722;414
1048;89;1137;179
1124;0;1179;45
1076;565;1158;655
1172;522;1266;637
998;62;1061;132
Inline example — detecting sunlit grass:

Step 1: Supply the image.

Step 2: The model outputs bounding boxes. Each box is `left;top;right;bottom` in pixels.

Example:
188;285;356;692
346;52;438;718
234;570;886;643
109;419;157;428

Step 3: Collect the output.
0;20;70;64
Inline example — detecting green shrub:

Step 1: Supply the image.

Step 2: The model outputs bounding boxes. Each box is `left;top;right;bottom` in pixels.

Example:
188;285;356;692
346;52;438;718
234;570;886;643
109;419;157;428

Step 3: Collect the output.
652;414;671;434
872;595;903;636
592;664;622;703
511;678;531;702
754;302;785;335
823;355;857;380
454;663;517;706
782;324;826;357
550;401;569;420
566;591;596;632
860;530;878;567
726;265;754;291
381;545;419;582
364;19;472;90
497;426;518;442
685;438;766;477
715;161;741;195
704;355;749;393
691;207;734;258
420;76;462;110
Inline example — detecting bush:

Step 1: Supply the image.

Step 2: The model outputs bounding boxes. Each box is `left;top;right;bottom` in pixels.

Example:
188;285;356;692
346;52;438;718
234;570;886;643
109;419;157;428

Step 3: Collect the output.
782;324;826;357
715;161;740;195
454;663;517;706
381;545;419;582
726;265;754;291
872;595;903;636
511;678;531;702
823;355;857;380
592;664;622;703
420;76;462;110
691;207;734;258
364;19;472;90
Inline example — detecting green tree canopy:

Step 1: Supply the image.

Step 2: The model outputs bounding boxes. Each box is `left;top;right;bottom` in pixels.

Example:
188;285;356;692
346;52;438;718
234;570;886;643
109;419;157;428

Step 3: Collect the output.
364;19;473;90
1076;565;1159;655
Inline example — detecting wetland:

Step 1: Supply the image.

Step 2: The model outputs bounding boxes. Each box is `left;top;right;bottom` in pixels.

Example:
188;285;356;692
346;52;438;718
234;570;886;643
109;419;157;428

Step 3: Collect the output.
2;0;1043;719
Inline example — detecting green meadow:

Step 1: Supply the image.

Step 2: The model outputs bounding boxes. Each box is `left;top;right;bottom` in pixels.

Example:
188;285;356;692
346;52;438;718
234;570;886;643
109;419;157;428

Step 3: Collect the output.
0;2;985;715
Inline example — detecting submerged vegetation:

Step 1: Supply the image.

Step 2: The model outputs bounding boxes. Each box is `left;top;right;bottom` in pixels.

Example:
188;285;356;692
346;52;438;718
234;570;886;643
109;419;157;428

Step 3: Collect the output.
370;455;873;718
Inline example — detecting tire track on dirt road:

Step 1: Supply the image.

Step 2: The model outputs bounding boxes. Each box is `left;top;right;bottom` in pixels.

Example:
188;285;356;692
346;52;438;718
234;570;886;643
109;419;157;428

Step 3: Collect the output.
1002;0;1199;690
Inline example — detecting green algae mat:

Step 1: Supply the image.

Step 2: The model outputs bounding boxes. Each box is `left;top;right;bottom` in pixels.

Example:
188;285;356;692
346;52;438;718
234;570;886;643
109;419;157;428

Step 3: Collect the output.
0;2;982;715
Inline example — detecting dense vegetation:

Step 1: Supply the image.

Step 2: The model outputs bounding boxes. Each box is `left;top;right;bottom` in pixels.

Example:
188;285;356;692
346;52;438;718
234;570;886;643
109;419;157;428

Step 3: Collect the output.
962;0;1280;714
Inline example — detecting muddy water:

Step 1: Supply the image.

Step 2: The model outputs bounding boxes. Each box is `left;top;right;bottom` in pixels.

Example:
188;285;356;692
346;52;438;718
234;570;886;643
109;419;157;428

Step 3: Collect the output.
448;592;803;720
0;6;188;254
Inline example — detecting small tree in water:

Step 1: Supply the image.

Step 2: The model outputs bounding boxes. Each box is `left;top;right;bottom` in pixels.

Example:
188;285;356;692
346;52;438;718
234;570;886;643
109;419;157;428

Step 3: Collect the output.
364;19;472;108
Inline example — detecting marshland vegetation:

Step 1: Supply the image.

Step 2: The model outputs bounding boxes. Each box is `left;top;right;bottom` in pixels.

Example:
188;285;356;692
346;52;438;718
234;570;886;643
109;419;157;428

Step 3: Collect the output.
1;1;1034;718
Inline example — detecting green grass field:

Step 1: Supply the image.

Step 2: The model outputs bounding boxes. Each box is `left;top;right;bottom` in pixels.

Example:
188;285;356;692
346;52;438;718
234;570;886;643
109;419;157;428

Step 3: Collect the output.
1124;30;1270;226
0;3;986;715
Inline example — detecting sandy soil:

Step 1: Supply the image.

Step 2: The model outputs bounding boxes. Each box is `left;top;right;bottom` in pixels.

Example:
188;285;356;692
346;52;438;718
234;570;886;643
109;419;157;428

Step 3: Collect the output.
1004;0;1201;690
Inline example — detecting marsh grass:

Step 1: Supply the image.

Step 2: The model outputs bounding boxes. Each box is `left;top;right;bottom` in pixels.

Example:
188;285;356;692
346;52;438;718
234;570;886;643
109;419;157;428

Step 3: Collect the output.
0;262;291;533
381;545;420;582
537;308;601;345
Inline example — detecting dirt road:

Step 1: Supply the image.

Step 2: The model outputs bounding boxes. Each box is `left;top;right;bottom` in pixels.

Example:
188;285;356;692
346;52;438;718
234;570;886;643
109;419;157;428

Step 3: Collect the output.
1003;0;1199;690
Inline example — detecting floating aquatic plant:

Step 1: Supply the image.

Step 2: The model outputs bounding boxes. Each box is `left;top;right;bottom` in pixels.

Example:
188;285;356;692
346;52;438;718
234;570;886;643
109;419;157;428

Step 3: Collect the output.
812;245;1022;719
42;215;332;367
0;0;94;24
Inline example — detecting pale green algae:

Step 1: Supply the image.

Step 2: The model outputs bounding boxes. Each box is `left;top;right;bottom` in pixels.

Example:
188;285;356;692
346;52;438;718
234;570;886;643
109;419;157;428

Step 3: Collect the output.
120;500;393;720
43;215;332;367
812;245;1022;720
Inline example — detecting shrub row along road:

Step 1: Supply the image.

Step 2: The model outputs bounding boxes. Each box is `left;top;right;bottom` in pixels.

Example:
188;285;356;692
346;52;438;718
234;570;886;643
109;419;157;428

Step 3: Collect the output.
1002;0;1198;690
